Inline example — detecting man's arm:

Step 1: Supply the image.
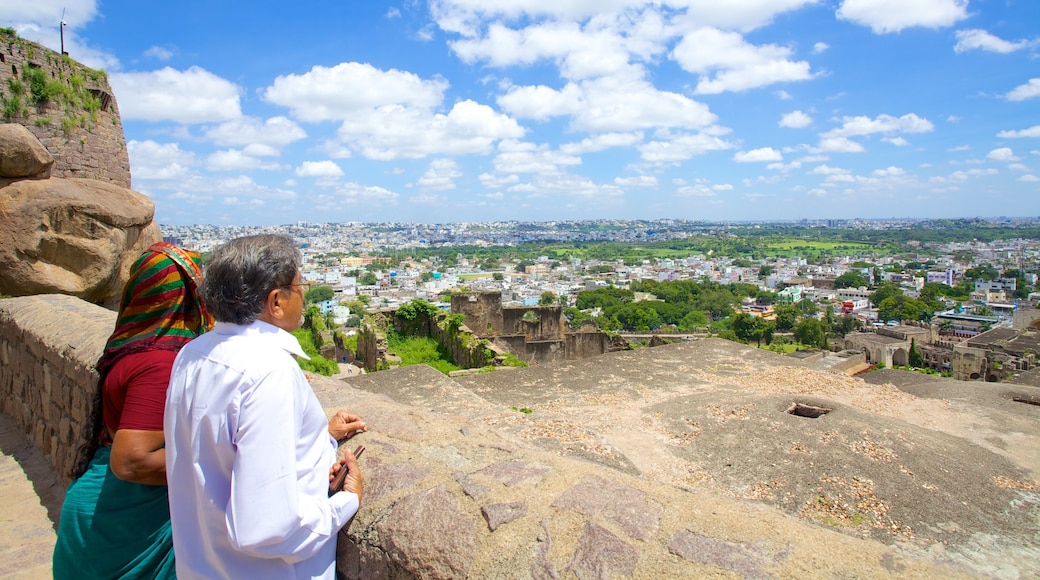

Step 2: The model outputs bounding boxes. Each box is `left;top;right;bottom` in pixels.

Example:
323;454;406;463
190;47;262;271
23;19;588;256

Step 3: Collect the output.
224;363;359;562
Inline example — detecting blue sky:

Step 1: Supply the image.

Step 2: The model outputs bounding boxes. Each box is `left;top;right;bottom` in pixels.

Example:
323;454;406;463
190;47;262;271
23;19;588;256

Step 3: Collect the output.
6;0;1039;226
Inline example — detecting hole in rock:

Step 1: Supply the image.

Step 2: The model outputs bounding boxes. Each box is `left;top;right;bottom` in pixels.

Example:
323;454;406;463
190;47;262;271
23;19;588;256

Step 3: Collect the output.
787;403;831;418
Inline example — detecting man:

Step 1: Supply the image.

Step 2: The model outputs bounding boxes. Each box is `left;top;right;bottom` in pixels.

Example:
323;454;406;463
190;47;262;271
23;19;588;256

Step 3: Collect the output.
165;234;365;579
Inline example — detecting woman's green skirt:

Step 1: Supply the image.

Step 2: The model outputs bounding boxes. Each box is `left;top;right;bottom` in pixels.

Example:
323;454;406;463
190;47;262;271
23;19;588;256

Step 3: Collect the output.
52;446;175;579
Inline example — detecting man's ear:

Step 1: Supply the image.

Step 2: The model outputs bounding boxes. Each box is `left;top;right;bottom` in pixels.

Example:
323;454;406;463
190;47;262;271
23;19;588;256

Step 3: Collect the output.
263;288;285;320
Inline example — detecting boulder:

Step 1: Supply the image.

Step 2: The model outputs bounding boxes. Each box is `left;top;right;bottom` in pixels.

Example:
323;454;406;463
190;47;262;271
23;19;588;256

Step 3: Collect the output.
0;124;53;179
0;177;160;308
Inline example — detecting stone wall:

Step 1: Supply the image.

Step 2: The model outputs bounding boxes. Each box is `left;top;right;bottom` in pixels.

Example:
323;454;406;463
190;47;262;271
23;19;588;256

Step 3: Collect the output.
452;292;503;336
0;294;113;486
0;31;131;188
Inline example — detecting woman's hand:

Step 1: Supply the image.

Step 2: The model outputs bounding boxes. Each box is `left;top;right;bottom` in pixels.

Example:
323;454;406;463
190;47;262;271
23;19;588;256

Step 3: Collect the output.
328;410;366;442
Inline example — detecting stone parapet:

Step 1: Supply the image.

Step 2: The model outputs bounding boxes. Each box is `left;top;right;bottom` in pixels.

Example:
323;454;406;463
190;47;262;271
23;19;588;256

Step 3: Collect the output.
0;295;112;486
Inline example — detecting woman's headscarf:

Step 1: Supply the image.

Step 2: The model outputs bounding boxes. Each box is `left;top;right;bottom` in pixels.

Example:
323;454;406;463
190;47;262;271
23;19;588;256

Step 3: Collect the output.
94;242;214;377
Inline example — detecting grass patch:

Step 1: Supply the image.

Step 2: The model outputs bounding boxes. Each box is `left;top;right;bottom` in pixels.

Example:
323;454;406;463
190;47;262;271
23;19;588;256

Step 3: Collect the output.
387;334;462;375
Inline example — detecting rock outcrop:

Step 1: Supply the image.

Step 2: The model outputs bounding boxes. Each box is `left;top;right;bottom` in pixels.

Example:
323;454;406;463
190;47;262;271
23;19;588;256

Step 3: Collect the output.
0;125;159;308
2;296;1039;578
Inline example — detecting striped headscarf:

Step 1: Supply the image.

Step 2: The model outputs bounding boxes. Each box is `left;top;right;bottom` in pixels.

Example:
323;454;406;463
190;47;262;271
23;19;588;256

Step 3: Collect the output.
94;242;214;377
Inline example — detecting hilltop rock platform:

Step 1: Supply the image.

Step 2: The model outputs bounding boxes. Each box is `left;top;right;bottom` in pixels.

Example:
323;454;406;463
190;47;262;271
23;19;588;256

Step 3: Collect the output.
2;295;1038;578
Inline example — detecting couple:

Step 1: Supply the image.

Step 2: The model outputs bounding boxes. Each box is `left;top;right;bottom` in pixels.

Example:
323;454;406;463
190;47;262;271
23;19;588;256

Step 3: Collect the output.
53;234;365;579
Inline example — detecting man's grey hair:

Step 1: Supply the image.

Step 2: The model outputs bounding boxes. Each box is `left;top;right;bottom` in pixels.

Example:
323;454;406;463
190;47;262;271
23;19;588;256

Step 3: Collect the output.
200;234;302;324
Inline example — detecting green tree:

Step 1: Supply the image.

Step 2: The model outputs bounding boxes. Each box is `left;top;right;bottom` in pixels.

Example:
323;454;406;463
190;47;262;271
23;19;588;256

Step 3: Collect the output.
773;304;798;332
834;271;868;289
492;272;504;281
793;318;827;349
797;298;817;316
539;291;558;305
304;285;334;304
679;310;709;331
758;265;774;277
831;315;861;337
419;271;433;283
908;338;924;367
878;295;927;322
360;272;378;286
870;282;903;308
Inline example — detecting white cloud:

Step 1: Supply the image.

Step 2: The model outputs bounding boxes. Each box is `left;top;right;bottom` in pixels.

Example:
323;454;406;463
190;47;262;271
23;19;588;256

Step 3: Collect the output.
204;116;307;148
264;62;448;122
127;140;195;181
492;140;581;174
871;166;905;177
997;126;1040;138
1008;163;1030;172
671;27;813;94
386;7;401;18
674;184;717;197
883;136;909;146
954;29;1030;54
110;66;242;123
810;164;850;176
144;46;173;60
836;0;969;34
987;148;1019;162
712;183;734;191
500;77;716;132
560;132;644;154
1006;79;1040;102
296;161;344;178
816;137;866;153
1020;175;1040;182
812;42;830;54
638;132;736;163
823;113;934;138
206;150;282;172
779;110;812;128
734;147;783;162
335;99;525;160
775;90;793;100
614;175;658;187
417;159;463;190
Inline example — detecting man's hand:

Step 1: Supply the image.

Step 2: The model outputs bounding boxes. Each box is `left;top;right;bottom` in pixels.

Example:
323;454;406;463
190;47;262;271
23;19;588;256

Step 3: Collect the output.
328;410;366;442
329;450;363;502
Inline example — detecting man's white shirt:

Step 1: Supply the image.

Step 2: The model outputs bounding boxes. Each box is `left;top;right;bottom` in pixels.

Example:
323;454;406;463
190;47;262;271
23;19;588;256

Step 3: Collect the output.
165;320;358;579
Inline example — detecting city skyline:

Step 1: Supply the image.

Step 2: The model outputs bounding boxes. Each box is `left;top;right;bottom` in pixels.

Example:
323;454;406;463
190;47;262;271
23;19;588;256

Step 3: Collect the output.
5;0;1039;226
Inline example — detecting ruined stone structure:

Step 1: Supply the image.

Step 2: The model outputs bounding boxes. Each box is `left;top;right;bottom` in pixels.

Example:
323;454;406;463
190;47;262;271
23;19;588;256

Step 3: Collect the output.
4;294;1040;578
843;324;931;369
952;326;1039;381
452;291;612;365
0;30;131;187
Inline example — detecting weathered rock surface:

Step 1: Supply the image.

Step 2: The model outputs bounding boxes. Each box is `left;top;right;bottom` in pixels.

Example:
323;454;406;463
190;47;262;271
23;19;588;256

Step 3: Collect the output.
3;296;1039;579
0;174;160;308
0;124;53;179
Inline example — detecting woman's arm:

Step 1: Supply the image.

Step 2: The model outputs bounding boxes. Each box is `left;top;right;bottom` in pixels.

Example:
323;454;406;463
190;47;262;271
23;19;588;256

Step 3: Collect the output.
110;429;166;485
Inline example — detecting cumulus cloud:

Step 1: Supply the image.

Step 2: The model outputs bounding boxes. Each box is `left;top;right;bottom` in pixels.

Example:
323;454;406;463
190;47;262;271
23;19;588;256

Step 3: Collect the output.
883;136;909;146
206;150;283;172
997;125;1040;138
836;0;969;34
296;161;344;178
987;148;1019;162
1006;79;1040;102
500;77;716;132
779;110;812;128
954;29;1031;54
492;140;581;174
734;147;783;162
671;27;813;94
615;175;658;187
127;140;195;181
816;137;866;153
812;42;830;54
823;113;934;138
674;184;717;197
335;99;524;160
1020;175;1040;182
110;67;242;123
417;159;463;190
144;46;174;60
560;132;644;155
204;116;306;148
264;62;448;122
638;132;736;163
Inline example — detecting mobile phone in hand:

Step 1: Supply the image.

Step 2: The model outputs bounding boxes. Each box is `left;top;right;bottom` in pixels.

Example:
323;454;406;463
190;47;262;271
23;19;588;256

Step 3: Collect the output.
328;445;364;497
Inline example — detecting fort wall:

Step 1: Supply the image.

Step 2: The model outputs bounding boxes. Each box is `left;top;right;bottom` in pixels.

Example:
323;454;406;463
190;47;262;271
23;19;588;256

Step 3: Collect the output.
0;31;131;187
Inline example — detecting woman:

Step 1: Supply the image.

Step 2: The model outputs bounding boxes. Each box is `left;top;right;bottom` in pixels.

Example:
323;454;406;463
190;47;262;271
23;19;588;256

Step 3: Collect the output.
53;242;213;579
